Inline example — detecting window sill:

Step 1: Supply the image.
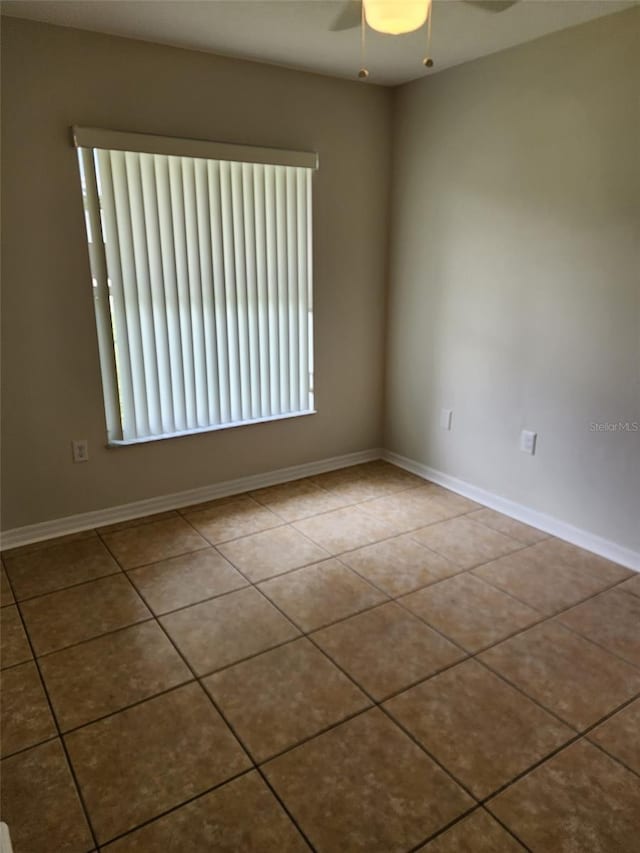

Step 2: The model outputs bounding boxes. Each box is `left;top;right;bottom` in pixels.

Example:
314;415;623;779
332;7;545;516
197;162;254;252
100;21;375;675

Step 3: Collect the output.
107;409;317;448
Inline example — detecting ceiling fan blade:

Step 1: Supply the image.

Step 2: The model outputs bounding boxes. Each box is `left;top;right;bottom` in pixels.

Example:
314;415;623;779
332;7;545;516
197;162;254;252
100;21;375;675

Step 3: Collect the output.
463;0;519;11
330;1;362;31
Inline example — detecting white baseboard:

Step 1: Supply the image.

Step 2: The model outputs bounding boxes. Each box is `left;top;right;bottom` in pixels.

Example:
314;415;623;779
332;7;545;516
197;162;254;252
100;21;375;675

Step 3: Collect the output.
383;450;640;573
4;445;638;572
0;448;382;551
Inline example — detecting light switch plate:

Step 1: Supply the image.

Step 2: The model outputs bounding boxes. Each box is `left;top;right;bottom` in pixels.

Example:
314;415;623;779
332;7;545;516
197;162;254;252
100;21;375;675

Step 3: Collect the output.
71;439;89;463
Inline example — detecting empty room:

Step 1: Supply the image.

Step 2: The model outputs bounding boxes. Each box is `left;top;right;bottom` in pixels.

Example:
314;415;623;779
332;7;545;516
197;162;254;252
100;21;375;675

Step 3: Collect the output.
0;1;639;851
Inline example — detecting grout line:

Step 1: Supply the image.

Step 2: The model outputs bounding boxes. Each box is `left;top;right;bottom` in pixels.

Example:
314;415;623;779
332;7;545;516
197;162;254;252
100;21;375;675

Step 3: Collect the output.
208;551;335;587
584;726;640;781
91;766;257;849
249;476;434;523
240;577;484;806
252;767;316;852
3;475;471;608
25;616;156;662
404;802;534;853
474;650;640;740
233;703;376;767
196;522;290;549
1;732;60;762
4;571;102;850
404;803;480;853
471;567;640;673
183;527;489;808
480;705;640;812
480;733;585;803
124;572;251;617
52;679;197;738
7;568;125;607
14;507;638;729
161;632;318;850
479;805;534;853
94;539;319;852
5;464;638;851
16;493;638;722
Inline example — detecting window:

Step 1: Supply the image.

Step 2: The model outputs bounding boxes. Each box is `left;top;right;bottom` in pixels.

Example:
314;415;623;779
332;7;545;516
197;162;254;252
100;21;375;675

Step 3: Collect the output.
74;126;317;445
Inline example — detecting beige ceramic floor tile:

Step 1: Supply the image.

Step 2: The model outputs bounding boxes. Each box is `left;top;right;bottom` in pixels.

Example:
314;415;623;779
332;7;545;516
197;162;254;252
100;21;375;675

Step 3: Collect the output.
589;699;640;775
293;506;399;554
204;638;369;760
418;809;526;852
385;659;573;799
340;535;461;596
264;708;473;853
1;605;33;669
101;772;308;852
21;574;151;656
400;573;540;652
4;537;120;601
467;509;549;545
413;517;522;570
1;564;15;606
474;546;625;615
218;525;329;582
1;661;57;757
184;495;283;544
557;587;640;667
0;739;93;853
127;548;247;614
488;741;640;852
65;683;250;844
357;488;451;533
101;516;209;569
480;621;640;730
160;586;300;675
251;478;350;521
313;602;464;700
258;559;387;632
39;621;192;731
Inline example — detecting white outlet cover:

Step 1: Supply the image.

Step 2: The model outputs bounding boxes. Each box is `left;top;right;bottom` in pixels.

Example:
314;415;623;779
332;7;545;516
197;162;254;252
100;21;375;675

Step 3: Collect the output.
440;409;453;431
520;430;537;455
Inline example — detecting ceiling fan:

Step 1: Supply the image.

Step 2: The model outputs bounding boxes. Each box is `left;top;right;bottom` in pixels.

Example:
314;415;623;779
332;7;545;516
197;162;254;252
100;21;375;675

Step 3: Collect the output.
331;1;519;33
331;0;519;79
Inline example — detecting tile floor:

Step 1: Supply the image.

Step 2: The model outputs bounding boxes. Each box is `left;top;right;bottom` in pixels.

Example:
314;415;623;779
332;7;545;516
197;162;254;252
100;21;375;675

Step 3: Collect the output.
1;460;639;852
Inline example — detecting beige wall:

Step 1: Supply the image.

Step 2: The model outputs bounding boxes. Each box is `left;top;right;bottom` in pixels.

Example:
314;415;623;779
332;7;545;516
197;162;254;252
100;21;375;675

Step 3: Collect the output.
1;17;392;530
386;9;640;551
3;11;638;549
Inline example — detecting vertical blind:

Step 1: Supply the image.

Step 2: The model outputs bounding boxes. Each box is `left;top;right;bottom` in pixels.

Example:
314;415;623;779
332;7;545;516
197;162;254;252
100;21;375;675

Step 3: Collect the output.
74;127;316;444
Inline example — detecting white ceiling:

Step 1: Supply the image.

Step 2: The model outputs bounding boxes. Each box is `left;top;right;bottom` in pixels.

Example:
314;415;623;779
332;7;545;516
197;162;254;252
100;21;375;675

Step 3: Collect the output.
1;0;633;86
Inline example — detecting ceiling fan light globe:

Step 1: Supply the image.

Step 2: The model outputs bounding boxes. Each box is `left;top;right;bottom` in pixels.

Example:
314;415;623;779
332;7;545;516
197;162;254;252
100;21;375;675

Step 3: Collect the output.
363;0;431;35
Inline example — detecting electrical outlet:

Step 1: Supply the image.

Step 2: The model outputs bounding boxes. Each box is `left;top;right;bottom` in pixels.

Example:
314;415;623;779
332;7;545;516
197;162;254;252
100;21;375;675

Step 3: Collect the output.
72;439;89;463
440;409;453;431
520;430;537;455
